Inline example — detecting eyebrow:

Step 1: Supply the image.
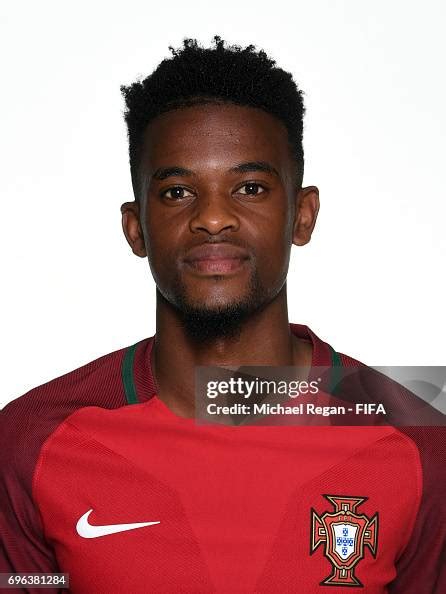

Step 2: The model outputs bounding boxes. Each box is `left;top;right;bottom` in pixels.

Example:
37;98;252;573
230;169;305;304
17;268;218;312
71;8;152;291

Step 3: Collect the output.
229;161;280;177
151;166;194;181
151;161;280;182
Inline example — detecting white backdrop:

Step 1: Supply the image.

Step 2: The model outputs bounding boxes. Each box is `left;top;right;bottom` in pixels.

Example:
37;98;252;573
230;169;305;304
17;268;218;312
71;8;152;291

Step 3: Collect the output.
1;0;445;407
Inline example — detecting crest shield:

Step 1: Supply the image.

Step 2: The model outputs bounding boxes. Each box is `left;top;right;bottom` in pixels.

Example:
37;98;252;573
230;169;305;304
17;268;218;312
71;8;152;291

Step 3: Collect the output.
310;495;379;587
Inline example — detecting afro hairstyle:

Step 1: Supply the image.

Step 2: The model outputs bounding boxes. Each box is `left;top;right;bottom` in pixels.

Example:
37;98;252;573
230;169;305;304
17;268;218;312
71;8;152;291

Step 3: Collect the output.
121;36;306;198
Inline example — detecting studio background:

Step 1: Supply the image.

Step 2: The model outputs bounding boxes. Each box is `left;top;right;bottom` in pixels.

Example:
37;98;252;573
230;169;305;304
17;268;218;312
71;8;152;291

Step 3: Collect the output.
1;0;445;408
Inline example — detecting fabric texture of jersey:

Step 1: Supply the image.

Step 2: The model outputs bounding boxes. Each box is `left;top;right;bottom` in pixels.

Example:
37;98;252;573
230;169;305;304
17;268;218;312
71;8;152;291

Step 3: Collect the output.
0;324;444;593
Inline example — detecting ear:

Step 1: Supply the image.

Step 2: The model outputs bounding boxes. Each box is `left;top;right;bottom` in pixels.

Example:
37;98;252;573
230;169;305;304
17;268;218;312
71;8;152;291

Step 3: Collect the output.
120;200;147;257
292;186;320;246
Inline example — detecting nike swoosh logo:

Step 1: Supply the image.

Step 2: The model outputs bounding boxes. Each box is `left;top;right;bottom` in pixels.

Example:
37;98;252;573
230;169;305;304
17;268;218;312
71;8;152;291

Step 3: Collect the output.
76;509;160;538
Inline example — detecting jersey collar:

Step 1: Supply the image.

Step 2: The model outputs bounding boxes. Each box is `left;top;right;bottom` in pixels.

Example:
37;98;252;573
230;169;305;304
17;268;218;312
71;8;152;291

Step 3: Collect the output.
127;324;335;404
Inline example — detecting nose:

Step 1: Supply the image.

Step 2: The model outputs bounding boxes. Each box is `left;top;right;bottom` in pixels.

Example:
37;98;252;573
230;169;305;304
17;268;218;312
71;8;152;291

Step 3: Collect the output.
189;191;240;235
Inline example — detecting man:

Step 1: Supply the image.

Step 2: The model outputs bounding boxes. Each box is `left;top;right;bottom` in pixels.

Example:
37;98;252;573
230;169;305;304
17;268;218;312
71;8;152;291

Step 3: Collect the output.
0;37;444;593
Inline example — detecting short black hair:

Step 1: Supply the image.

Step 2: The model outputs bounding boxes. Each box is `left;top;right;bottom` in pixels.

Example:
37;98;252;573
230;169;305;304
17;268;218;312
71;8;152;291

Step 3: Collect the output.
121;36;306;199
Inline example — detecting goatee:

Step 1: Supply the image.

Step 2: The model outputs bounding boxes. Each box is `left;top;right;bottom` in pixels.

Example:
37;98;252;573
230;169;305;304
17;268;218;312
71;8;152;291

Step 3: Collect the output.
171;272;265;343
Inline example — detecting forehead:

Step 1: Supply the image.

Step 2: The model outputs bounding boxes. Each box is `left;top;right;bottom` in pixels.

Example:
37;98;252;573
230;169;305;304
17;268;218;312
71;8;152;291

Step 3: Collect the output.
141;103;293;173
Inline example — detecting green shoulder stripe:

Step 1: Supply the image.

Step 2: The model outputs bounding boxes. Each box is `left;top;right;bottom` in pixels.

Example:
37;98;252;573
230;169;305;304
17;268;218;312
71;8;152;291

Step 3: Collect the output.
121;341;140;405
328;344;343;395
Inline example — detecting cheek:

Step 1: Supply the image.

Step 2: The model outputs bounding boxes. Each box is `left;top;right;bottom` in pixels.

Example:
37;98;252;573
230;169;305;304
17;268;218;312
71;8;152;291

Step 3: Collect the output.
260;233;292;279
143;216;178;279
250;206;293;275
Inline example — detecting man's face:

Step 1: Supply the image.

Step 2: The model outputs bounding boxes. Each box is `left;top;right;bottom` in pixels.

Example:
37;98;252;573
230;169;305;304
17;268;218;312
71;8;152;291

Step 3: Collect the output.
122;103;318;337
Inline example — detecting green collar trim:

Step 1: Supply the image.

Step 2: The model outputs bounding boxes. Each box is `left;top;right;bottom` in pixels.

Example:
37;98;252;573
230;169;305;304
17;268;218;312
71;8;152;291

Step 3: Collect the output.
121;340;344;405
121;341;140;405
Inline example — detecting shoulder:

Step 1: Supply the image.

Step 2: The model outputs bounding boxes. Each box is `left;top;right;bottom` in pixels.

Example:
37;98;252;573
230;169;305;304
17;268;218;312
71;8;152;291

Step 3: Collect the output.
331;347;446;469
0;341;147;574
0;342;134;485
337;351;365;367
396;425;446;486
388;425;446;592
334;351;446;527
2;342;130;420
333;349;446;591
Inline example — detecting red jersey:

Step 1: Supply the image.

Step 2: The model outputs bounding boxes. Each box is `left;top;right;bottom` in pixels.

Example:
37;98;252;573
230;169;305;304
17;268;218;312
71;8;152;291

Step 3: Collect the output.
1;324;445;593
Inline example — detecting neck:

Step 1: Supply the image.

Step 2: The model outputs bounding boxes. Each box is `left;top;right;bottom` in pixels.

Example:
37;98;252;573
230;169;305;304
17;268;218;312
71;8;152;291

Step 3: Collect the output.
151;285;312;418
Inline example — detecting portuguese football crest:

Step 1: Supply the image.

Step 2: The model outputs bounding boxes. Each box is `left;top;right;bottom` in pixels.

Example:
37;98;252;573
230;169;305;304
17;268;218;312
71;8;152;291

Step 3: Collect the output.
310;495;378;587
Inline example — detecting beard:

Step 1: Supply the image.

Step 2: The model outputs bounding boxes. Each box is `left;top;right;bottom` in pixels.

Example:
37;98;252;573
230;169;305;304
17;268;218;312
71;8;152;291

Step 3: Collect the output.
166;268;268;343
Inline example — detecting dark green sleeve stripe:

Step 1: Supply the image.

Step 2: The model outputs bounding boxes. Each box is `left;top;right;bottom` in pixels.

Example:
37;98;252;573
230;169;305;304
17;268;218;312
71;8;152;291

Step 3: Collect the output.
328;344;343;395
121;342;140;405
329;345;343;368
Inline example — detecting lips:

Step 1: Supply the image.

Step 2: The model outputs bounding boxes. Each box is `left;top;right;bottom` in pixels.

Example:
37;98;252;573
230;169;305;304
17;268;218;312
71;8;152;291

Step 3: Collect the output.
184;244;249;262
183;243;250;274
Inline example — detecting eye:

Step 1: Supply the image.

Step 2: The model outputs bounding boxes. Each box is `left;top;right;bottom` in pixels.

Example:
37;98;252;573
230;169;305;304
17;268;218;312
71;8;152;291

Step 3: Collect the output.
162;186;194;200
236;182;266;196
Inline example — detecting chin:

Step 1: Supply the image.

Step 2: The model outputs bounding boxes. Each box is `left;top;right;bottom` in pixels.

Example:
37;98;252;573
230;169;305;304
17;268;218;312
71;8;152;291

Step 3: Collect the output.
174;298;257;342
